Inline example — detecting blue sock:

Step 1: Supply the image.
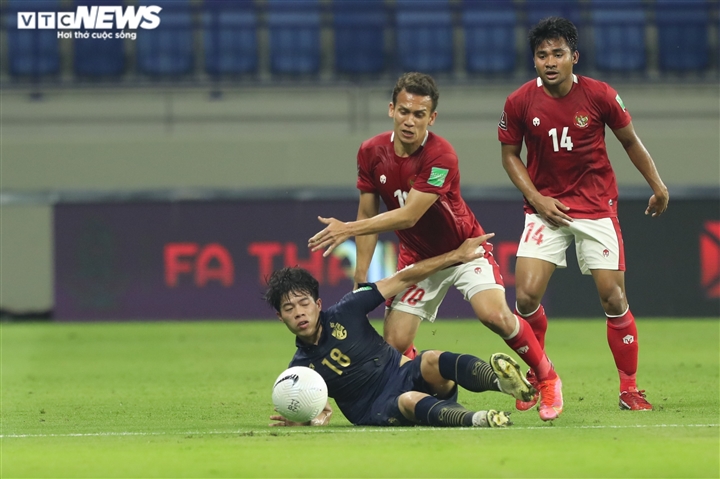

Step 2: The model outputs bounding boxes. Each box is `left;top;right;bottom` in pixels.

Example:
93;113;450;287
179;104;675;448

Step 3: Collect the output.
438;352;500;393
414;396;474;427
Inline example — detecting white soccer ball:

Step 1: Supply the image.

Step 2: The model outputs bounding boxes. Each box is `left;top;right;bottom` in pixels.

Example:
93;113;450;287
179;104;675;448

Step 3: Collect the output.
272;366;328;423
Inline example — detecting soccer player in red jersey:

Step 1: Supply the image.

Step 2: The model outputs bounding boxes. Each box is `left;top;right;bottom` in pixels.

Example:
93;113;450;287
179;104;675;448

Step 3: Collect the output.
309;72;564;421
499;17;669;411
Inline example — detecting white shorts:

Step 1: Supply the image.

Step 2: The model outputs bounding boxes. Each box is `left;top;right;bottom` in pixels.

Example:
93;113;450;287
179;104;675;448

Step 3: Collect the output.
516;214;626;275
388;254;505;323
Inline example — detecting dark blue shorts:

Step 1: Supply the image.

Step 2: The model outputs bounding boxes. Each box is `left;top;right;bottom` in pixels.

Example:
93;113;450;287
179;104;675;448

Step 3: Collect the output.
355;352;459;427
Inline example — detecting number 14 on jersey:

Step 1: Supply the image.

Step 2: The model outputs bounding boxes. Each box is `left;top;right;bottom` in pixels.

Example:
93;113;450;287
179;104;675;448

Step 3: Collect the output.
549;127;573;152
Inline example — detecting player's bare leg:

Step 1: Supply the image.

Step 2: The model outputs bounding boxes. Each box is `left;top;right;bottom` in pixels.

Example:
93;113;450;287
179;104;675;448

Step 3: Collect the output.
383;309;421;358
515;257;556;349
592;269;652;410
470;288;563;420
513;257;555;409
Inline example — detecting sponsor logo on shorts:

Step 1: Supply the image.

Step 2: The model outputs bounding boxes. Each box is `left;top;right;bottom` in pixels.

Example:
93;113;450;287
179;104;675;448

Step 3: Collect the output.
603;249;610;258
474;267;482;274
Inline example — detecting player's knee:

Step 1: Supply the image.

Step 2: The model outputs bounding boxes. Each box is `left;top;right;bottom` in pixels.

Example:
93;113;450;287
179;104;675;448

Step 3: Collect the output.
478;310;514;336
600;287;627;315
420;350;441;369
515;290;542;314
384;331;412;353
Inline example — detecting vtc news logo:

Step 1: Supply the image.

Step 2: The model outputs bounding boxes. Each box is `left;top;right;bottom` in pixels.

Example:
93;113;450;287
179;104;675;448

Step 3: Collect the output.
16;5;162;30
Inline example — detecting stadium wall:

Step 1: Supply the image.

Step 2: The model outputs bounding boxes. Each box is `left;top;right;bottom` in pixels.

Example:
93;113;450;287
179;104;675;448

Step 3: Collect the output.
1;84;719;315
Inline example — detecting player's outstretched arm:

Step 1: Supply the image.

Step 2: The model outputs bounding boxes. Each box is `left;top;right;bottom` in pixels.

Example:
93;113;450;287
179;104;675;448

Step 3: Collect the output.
354;192;381;288
308;189;439;257
269;401;333;427
375;234;494;300
612;123;669;217
501;143;572;226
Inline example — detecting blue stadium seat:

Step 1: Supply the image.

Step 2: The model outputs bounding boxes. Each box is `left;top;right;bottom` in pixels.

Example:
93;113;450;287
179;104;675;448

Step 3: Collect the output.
395;0;453;73
73;0;125;78
524;0;582;28
462;0;517;74
590;0;646;72
655;0;710;72
203;0;258;76
6;0;61;78
136;0;193;77
333;0;387;75
267;0;321;75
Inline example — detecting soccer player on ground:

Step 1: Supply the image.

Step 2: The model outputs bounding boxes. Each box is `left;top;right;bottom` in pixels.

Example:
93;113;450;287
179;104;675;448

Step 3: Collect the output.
266;234;536;428
498;17;669;411
307;72;563;422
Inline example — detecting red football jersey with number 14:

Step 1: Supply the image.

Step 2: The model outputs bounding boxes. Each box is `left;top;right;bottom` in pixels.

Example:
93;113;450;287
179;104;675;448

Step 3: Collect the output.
498;75;632;219
356;131;484;263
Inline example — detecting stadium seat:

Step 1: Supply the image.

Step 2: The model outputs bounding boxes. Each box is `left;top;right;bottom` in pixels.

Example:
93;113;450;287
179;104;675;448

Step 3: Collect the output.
267;0;321;75
136;0;193;77
655;0;710;72
461;0;517;74
333;0;387;75
524;0;582;28
6;0;61;78
73;0;125;78
395;0;454;73
203;0;258;77
590;0;647;72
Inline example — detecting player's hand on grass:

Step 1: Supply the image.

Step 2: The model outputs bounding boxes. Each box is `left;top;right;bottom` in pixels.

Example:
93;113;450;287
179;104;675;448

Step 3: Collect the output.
645;189;669;217
308;217;351;257
531;195;572;227
269;413;311;427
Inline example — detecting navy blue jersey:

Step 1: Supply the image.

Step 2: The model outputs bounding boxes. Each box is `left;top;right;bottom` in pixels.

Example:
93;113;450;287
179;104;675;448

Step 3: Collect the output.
289;283;403;425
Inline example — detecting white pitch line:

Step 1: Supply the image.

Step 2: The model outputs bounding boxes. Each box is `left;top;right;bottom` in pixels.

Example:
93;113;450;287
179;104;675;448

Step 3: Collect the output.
1;423;717;439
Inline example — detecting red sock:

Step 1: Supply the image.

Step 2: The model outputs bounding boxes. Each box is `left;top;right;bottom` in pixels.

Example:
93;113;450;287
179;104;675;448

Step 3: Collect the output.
403;344;417;360
606;309;639;392
516;304;548;350
504;315;556;381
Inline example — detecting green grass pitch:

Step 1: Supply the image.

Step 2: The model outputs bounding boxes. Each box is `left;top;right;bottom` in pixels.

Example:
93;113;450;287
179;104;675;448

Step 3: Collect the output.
2;318;718;478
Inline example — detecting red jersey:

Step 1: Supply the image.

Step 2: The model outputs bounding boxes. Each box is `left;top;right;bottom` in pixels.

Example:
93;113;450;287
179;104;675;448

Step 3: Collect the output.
356;131;484;262
498;75;632;219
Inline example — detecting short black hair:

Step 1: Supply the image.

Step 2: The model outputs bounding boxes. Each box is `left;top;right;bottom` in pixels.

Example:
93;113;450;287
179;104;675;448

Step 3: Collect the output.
529;17;579;54
264;267;319;312
392;72;440;112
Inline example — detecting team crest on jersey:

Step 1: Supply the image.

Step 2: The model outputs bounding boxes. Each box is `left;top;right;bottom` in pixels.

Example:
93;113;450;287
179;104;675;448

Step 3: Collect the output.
330;322;347;340
532;117;540;127
380;174;386;184
498;111;508;130
574;111;590;128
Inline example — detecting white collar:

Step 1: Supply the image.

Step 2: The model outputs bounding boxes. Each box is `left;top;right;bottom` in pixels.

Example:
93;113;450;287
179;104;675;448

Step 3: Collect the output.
536;74;578;86
390;130;429;146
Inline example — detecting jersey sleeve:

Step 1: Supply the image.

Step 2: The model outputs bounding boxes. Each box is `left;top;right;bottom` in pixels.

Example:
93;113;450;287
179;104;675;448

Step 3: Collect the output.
334;283;386;318
356;146;376;193
601;84;632;130
498;96;524;145
411;152;459;196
